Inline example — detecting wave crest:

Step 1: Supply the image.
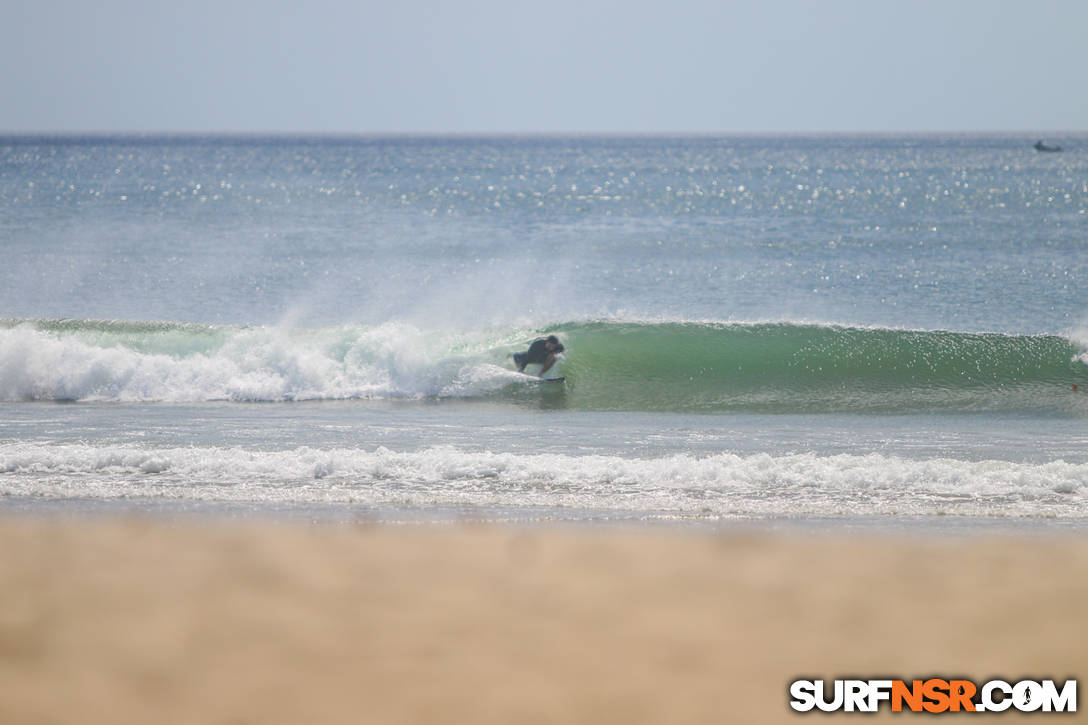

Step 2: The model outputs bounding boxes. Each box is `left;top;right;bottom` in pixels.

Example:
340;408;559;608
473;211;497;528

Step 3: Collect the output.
2;317;1086;413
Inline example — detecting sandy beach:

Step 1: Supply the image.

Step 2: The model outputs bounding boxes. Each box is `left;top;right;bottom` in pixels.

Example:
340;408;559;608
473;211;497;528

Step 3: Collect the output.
0;517;1084;724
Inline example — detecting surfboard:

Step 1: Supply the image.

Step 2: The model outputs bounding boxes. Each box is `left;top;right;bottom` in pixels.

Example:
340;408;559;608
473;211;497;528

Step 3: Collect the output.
516;359;564;382
515;371;565;384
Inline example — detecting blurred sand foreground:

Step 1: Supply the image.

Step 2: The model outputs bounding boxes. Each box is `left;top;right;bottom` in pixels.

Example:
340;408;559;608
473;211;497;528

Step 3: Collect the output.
0;517;1084;724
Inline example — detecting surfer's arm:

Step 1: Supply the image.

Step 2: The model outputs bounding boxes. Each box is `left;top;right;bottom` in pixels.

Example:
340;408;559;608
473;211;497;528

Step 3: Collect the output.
538;354;556;376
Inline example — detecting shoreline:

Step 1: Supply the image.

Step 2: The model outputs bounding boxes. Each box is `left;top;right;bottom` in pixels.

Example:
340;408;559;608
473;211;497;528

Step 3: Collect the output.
2;514;1085;723
4;495;1088;535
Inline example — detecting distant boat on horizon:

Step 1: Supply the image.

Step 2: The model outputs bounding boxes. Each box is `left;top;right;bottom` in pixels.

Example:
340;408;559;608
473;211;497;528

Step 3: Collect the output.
1034;140;1062;152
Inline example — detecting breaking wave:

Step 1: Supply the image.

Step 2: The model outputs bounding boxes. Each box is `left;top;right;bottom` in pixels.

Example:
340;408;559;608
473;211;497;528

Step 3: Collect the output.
2;441;1085;518
2;317;1086;414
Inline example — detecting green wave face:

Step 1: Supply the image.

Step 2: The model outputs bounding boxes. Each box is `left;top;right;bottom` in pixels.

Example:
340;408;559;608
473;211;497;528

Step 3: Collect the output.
1;317;232;356
3;317;1087;413
550;321;1088;414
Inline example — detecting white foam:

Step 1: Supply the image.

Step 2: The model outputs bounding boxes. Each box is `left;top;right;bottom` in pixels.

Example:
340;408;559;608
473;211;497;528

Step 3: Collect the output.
0;323;521;402
1070;324;1088;366
2;442;1085;519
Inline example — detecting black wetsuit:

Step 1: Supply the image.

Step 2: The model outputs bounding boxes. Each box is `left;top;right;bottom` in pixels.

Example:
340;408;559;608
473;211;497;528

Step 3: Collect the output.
522;339;551;365
514;338;560;369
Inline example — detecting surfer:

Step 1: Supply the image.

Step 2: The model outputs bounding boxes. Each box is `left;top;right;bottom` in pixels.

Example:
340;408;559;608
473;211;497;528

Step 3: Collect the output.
514;335;564;377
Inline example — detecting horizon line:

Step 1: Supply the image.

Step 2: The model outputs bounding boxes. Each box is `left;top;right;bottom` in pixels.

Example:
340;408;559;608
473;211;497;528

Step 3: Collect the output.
0;128;1083;139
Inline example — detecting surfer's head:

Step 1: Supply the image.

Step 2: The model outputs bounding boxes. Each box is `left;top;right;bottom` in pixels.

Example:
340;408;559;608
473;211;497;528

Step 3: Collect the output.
545;335;564;353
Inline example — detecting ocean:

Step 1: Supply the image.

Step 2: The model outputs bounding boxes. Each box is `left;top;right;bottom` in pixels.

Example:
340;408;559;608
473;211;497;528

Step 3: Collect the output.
2;134;1086;527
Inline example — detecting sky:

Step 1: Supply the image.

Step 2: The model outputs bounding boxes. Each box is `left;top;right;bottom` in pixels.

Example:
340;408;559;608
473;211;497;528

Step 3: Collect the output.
2;0;1087;134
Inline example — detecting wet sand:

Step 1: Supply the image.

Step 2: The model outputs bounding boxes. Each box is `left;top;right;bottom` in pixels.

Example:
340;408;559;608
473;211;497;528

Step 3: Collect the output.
0;517;1084;723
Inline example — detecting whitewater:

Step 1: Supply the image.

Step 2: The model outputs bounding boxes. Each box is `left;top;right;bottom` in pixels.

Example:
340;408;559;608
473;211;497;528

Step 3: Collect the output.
2;134;1087;525
2;318;1086;413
